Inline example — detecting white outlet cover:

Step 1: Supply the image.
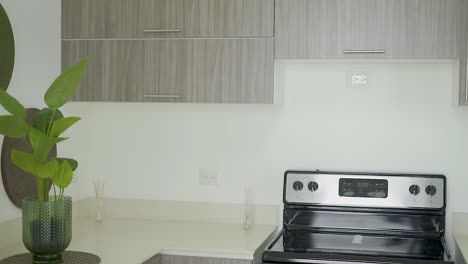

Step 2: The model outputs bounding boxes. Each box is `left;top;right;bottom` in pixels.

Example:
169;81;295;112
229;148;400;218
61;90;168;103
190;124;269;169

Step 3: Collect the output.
348;71;371;89
199;168;221;186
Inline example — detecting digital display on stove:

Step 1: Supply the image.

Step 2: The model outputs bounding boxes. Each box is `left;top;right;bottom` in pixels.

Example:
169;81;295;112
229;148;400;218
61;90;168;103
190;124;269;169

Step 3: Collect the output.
339;178;388;198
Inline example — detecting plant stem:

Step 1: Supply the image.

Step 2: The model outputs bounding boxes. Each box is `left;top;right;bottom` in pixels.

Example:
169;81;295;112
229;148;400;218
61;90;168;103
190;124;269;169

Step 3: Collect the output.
47;109;56;137
37;179;44;203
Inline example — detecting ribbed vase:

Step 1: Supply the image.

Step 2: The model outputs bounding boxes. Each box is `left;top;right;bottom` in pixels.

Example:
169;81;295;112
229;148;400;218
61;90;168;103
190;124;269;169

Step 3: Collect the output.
22;196;72;264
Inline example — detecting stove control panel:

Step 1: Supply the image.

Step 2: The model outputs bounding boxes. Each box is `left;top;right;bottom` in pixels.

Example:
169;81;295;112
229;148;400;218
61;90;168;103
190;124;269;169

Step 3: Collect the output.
285;171;445;209
339;178;388;198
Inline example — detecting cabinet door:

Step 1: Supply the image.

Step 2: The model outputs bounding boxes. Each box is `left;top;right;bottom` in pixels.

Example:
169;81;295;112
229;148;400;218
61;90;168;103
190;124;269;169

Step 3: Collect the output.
275;0;344;59
341;0;387;56
62;39;274;104
62;0;274;39
62;0;144;39
62;40;145;102
460;0;468;106
275;0;460;59
385;0;460;59
142;0;274;38
143;39;274;104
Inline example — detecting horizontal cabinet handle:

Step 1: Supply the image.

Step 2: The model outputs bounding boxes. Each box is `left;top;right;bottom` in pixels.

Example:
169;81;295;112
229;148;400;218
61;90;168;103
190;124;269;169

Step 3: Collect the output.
144;94;181;99
143;29;182;33
343;50;385;54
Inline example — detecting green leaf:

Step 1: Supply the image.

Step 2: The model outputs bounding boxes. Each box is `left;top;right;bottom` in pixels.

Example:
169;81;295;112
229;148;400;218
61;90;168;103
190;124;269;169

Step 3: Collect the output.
31;108;63;134
50;117;81;137
36;160;59;179
53;161;73;189
53;158;78;171
0;115;29;138
45;58;89;109
11;150;41;176
29;127;68;162
0;89;26;119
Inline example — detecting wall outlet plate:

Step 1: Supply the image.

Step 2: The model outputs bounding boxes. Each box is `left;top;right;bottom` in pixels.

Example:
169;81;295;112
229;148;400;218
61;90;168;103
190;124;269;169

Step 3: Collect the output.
348;71;371;88
199;168;220;186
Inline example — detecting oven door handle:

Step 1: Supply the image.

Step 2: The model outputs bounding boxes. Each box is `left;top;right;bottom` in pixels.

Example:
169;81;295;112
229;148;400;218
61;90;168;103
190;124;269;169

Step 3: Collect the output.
441;235;452;259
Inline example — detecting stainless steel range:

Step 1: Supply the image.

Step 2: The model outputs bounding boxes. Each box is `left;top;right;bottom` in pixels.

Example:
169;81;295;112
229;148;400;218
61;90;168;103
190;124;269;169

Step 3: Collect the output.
254;170;453;264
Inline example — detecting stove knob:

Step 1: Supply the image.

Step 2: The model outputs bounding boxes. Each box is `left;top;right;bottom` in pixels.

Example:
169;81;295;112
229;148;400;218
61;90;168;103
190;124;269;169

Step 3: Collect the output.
409;185;420;195
425;185;437;196
293;181;304;191
308;181;319;192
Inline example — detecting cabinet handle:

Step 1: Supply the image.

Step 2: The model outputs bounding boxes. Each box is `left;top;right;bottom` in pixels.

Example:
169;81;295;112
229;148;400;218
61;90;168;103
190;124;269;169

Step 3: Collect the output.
144;95;181;99
343;50;385;54
143;29;182;33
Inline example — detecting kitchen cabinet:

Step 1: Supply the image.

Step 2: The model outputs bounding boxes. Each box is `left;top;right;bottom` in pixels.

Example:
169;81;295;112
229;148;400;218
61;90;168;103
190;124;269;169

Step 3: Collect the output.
62;0;275;104
143;254;252;264
62;39;274;104
459;0;468;106
62;0;274;39
275;0;461;59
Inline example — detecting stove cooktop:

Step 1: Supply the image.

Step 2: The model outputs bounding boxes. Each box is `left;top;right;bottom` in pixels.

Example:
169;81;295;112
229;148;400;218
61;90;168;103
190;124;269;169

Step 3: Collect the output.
261;230;452;264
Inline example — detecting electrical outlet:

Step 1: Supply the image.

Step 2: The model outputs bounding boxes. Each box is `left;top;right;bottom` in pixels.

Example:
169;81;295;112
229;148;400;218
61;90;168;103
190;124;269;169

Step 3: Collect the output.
348;72;371;88
199;169;220;186
351;75;367;85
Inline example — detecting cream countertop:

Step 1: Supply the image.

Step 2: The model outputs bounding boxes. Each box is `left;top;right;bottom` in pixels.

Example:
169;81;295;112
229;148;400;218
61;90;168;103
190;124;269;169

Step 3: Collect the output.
453;213;468;264
0;218;276;263
0;199;279;264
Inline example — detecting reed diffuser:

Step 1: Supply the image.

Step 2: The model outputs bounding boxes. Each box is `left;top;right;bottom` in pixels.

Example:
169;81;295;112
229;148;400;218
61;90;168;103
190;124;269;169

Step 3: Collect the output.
94;180;104;223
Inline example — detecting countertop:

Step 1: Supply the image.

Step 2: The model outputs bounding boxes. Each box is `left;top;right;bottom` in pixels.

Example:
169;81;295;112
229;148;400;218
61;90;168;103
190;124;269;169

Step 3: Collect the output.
0;217;277;264
455;234;468;264
453;213;468;264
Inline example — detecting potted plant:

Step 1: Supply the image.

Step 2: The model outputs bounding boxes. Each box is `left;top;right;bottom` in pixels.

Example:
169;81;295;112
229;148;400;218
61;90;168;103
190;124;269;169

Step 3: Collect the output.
0;58;88;264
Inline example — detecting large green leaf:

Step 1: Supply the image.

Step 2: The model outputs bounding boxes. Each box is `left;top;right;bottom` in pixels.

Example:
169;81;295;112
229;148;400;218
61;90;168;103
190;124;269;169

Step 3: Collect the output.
36;160;59;179
31;108;63;135
0;89;26;119
29;127;67;162
45;58;89;109
0;115;28;138
11;150;41;176
53;158;78;171
50;117;81;137
53;161;73;189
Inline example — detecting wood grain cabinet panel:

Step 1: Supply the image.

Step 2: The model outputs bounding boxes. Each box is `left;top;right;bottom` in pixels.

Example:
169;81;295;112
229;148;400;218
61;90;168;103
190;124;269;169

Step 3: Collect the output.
459;0;468;106
62;0;144;39
275;0;461;59
143;254;252;264
62;0;274;39
143;39;274;104
62;40;145;102
62;39;274;104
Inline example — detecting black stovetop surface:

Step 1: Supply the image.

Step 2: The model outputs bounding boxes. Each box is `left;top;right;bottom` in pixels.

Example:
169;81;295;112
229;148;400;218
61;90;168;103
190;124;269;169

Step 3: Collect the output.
261;230;453;264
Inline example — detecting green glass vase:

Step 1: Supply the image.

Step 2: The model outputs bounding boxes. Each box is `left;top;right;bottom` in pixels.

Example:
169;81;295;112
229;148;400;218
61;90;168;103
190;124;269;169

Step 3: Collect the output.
22;196;72;264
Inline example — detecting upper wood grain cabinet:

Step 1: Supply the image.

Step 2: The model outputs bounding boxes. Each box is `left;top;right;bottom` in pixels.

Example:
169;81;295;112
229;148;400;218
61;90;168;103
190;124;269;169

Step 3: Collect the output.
62;39;274;104
275;0;461;59
458;0;468;106
62;0;274;39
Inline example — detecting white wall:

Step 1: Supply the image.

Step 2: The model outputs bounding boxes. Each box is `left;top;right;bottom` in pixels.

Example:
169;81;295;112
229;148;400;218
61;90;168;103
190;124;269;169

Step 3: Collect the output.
0;0;88;222
66;61;468;208
64;61;468;252
2;1;468;248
